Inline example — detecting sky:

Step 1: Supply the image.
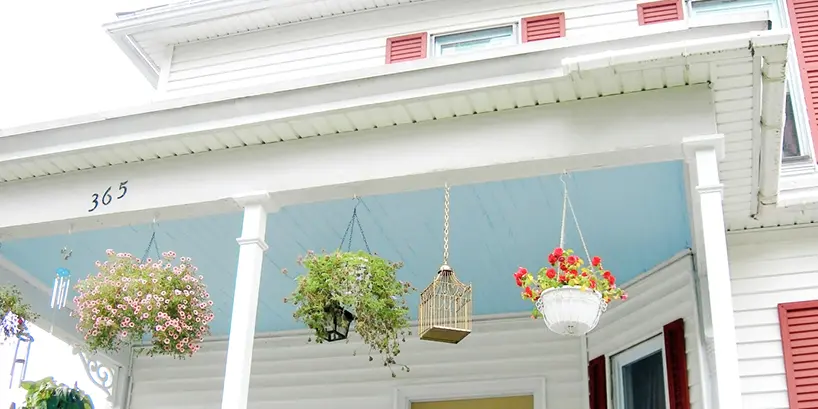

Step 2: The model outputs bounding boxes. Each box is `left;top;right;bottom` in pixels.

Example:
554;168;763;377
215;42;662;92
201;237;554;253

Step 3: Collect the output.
0;3;167;406
0;324;114;409
0;1;166;130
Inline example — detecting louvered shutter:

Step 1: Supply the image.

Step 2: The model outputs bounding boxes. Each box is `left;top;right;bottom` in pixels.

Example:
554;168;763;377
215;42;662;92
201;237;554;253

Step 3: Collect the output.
588;355;608;409
663;319;691;409
786;0;818;161
521;13;566;43
778;300;818;408
385;33;428;64
637;0;684;25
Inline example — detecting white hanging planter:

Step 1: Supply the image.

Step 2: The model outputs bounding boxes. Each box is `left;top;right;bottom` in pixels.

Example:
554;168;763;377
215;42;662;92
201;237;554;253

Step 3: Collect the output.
535;286;607;337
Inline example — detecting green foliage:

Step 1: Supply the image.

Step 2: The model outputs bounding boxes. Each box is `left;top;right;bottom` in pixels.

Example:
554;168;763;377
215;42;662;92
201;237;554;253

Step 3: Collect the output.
19;377;94;409
0;285;39;341
284;250;415;376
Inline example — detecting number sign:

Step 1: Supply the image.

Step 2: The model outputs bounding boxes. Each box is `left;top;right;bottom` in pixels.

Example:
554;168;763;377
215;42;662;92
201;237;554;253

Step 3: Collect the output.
88;181;129;213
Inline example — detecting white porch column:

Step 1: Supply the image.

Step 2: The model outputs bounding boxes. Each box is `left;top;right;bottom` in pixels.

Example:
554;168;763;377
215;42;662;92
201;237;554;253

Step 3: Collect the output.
683;135;741;409
221;192;274;409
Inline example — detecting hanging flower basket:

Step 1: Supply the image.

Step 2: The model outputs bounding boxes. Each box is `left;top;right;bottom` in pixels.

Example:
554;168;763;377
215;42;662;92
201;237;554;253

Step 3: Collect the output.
284;250;415;376
73;250;214;359
515;248;627;336
0;285;38;342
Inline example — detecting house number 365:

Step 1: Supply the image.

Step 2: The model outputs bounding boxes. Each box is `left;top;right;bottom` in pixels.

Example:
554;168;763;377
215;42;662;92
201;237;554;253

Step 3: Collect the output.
88;181;129;213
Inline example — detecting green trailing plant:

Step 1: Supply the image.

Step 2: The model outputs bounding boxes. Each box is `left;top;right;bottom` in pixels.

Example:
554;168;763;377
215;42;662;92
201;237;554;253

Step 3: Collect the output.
0;284;39;341
19;377;94;409
284;250;415;376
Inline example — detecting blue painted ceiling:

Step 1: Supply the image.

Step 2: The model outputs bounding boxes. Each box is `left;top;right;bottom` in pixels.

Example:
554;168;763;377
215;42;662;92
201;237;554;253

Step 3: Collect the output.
0;161;691;336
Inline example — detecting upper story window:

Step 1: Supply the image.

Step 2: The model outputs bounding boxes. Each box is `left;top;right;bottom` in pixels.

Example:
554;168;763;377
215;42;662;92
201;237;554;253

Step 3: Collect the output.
384;13;565;65
691;0;816;164
433;26;517;57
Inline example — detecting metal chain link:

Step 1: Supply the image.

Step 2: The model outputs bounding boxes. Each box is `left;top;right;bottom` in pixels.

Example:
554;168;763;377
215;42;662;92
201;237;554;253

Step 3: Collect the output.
442;183;450;265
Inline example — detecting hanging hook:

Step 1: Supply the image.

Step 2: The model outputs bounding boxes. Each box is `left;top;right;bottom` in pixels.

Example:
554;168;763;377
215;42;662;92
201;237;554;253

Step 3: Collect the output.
67;223;74;236
559;170;570;187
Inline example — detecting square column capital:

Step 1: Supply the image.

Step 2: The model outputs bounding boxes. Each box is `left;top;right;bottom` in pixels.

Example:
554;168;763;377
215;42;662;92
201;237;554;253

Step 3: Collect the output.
682;134;725;163
231;191;279;213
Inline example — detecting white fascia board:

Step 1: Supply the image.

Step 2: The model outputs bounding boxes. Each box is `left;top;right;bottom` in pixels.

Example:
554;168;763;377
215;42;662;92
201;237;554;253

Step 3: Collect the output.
107;34;160;89
0;85;716;239
103;0;269;35
0;256;130;366
0;20;771;159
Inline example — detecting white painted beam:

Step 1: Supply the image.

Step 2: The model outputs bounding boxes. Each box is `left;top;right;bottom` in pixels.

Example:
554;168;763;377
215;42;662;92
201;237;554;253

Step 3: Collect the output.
0;85;716;239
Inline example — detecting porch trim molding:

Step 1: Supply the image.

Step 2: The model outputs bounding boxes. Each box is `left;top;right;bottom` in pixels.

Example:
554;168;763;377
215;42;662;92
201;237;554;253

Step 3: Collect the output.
0;84;716;240
393;376;547;409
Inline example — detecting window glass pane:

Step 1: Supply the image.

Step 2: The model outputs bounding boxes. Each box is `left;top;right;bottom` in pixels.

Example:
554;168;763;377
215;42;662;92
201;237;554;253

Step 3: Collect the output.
783;91;801;157
435;26;515;56
621;350;667;409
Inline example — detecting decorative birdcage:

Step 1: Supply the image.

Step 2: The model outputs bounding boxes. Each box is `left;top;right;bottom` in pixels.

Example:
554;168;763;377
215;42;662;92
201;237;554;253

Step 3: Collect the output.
418;184;473;344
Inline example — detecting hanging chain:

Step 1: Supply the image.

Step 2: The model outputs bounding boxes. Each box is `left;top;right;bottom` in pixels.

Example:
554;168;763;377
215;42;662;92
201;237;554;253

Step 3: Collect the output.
338;198;372;254
559;173;592;263
442;183;450;265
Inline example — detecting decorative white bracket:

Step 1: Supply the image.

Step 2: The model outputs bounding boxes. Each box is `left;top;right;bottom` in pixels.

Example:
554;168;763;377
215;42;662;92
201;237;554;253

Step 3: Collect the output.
72;346;115;400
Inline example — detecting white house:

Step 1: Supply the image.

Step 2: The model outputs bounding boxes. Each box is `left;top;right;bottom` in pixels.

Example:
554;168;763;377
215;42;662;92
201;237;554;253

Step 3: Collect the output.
1;0;817;409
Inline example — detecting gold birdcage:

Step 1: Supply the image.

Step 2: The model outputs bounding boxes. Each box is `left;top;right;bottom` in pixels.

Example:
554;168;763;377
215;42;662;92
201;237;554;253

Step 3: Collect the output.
418;184;472;344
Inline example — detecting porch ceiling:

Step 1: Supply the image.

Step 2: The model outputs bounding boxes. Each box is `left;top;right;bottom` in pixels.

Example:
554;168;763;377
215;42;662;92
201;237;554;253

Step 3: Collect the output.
0;161;691;336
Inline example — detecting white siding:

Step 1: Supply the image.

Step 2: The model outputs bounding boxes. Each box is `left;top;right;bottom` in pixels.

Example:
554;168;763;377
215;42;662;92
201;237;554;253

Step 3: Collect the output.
163;0;646;95
728;225;818;409
130;316;584;409
128;253;704;409
587;254;707;409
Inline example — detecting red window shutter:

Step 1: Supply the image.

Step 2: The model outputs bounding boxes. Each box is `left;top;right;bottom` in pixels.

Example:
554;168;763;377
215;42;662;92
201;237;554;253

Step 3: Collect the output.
786;0;818;161
521;13;566;43
588;355;608;409
637;0;684;25
663;319;691;409
385;33;427;64
778;300;818;409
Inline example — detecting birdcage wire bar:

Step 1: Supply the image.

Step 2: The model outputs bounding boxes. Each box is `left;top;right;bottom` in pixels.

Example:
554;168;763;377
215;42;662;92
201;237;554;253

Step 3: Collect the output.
418;267;472;344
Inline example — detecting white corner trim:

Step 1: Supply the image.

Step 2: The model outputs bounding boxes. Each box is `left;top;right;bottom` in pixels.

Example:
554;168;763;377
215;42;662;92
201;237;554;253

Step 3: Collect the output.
393;377;547;409
682;134;726;163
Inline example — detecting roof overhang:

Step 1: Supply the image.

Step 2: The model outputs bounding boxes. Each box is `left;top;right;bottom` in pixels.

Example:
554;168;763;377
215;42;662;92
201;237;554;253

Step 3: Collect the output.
0;28;789;240
0;13;771;160
103;0;432;88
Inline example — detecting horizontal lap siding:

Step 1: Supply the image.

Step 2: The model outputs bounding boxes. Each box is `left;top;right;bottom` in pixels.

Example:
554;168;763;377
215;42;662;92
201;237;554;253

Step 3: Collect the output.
587;255;705;409
129;318;584;409
128;255;699;409
163;0;641;95
728;226;818;409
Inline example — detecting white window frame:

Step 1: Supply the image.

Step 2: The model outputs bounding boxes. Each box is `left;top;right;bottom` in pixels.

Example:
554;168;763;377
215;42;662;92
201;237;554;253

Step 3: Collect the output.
430;24;519;58
393;377;546;409
610;334;671;409
690;0;816;169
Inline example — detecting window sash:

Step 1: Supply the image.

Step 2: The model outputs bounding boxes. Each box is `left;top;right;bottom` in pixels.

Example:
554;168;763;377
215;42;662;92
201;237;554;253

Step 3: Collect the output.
433;26;517;57
611;334;670;409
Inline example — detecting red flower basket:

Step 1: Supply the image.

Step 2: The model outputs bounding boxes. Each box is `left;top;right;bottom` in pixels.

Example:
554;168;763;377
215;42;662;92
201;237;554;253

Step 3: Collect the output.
512;174;626;336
